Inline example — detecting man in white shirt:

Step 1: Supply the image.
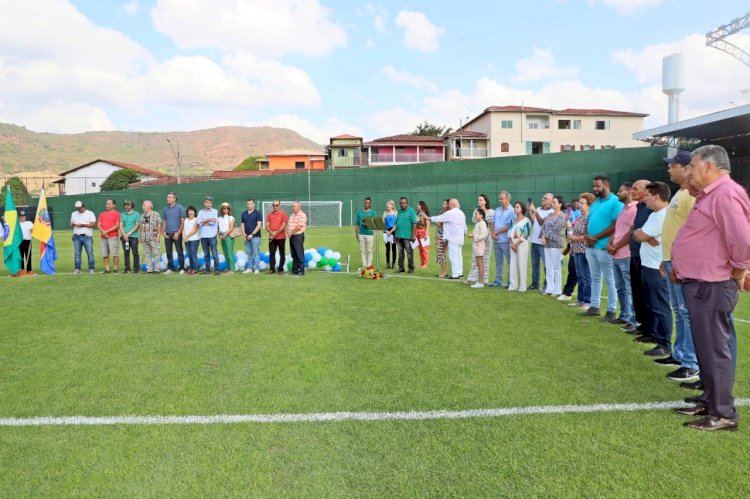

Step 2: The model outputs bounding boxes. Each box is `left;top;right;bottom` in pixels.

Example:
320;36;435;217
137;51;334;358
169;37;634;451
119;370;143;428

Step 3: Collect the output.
70;200;97;274
633;181;672;358
429;198;467;279
18;210;34;273
527;193;554;290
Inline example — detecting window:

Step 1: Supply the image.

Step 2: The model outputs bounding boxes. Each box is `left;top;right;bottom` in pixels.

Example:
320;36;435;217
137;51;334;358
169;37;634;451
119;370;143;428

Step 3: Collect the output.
580;145;594;151
573;120;582;130
501;120;513;129
528;123;538;129
595;120;610;130
558;120;571;130
560;144;574;152
602;145;616;150
337;149;346;157
500;142;510;153
91;182;96;187
295;161;305;169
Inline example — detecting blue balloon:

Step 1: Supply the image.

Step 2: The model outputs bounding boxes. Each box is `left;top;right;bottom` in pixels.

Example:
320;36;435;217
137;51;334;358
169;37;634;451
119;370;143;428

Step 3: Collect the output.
304;253;312;263
317;246;326;255
260;253;270;263
141;263;148;272
333;263;341;272
233;254;238;262
219;261;228;271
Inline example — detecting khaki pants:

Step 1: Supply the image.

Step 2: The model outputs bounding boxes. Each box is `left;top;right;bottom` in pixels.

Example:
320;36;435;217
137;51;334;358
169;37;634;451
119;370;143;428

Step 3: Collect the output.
359;234;374;267
142;239;160;272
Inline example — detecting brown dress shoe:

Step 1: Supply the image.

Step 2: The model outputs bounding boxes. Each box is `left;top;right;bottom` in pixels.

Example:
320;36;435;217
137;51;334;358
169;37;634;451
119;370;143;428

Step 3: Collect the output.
684;415;738;432
674;405;708;416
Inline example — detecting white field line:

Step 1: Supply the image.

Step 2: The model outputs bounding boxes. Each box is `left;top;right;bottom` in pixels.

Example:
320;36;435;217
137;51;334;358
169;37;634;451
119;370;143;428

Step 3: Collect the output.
2;399;749;427
735;318;750;324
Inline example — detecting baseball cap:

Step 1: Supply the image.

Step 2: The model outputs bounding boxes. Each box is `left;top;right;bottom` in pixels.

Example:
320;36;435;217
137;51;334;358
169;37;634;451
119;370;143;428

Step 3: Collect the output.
663;150;692;166
74;201;85;208
18;210;26;216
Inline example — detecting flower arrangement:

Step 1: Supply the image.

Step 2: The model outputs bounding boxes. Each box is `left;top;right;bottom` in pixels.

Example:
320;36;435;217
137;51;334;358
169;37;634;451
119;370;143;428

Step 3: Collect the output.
359;265;384;280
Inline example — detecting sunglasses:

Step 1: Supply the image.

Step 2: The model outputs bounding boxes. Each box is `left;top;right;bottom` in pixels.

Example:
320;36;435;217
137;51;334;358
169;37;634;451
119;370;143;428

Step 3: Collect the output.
272;204;280;207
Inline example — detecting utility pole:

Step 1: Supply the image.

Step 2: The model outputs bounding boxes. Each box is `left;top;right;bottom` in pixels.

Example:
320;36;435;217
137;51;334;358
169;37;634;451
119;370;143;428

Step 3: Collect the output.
166;138;182;184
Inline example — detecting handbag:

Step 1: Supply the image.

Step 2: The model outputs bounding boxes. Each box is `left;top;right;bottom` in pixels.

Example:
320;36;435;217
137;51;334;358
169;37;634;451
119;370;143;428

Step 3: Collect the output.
230;227;244;238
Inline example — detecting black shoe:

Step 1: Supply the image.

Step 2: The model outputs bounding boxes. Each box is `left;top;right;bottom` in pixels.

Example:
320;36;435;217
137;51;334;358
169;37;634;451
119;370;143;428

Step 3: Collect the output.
634;334;657;344
621;323;639;334
578;307;601;317
214;271;221;276
407;269;414;274
601;312;618;324
668;367;700;382
654;355;681;367
614;318;629;325
674;404;708;416
396;268;405;273
684;395;703;404
123;269;131;274
528;285;539;290
680;380;703;391
644;346;670;357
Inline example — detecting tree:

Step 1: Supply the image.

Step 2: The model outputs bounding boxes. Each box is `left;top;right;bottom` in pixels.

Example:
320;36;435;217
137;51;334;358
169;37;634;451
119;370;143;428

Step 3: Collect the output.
234;156;265;171
410;121;452;137
0;177;31;208
100;169;140;191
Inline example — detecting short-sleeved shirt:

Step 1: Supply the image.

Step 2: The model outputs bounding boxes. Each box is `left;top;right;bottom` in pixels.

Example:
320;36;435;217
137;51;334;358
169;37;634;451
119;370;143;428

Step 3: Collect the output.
20;221;33;240
611;201;637;259
356;209;377;236
139;211;163;242
662;188;695;262
71;210;96;237
586;193;624;249
529;208;553;244
629;202;652;257
492;205;515;243
162;203;185;234
242;209;264;239
266;210;288;240
196;208;218;238
639;207;667;270
98;210;120;239
395;206;417;239
287;210;307;235
120;210;140;239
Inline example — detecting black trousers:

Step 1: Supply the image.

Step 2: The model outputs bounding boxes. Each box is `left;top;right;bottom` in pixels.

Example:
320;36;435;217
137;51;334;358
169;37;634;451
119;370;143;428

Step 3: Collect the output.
122;237;140;272
269;238;286;272
290;233;305;275
164;233;185;270
562;250;577;296
630;256;649;328
396;238;414;271
640;267;673;351
683;280;739;420
20;239;32;271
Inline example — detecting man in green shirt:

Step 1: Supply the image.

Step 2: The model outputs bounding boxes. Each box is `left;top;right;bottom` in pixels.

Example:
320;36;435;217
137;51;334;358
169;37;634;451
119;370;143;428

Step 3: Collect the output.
395;196;417;273
355;196;377;268
119;199;141;273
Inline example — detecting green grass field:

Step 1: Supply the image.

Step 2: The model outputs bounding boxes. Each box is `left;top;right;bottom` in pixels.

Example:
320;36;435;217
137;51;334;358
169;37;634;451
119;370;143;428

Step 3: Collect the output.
1;228;749;496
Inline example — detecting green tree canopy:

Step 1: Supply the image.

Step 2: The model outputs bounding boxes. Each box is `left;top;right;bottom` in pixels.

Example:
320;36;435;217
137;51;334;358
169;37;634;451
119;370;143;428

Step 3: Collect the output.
234;156;265;171
0;177;31;208
410;121;452;137
100;169;140;191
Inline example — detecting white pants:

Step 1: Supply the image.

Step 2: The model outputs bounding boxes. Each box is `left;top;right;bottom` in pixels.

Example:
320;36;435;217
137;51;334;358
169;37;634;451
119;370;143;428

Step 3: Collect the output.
359;234;374;267
448;242;463;278
544;247;562;295
509;240;529;291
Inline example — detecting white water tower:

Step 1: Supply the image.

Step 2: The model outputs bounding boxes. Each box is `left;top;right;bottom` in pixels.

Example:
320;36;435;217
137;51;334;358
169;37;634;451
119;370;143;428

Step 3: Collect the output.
662;53;685;124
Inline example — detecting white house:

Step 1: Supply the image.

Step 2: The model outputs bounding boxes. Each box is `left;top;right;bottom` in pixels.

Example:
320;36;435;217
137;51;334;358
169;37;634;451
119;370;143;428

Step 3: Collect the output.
54;159;169;196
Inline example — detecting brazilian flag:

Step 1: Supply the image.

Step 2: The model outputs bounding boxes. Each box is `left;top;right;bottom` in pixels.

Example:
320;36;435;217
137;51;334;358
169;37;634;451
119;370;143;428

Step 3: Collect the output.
3;186;22;275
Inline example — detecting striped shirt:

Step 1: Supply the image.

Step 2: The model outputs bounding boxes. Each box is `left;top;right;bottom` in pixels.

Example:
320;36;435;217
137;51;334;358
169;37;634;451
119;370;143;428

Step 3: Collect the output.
287;210;307;236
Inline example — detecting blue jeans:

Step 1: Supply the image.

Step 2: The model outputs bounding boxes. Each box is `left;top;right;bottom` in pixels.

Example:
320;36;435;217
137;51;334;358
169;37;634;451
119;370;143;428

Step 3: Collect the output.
200;237;219;272
612;257;635;324
663;261;698;370
641;266;673;351
185;239;199;271
585;248;617;313
572;252;591;304
245;237;261;270
73;234;95;271
492;240;510;285
530;242;545;288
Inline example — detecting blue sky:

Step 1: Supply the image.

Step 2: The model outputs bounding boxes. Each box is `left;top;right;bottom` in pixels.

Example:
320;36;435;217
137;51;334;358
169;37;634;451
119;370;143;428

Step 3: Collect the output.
0;0;747;143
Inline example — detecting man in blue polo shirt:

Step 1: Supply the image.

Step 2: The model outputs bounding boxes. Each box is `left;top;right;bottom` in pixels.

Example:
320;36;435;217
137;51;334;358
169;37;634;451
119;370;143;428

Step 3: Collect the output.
580;175;623;319
162;192;186;274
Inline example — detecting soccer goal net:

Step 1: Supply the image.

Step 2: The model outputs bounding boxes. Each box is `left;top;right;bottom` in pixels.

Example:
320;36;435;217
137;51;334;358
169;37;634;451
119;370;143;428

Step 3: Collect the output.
261;201;342;227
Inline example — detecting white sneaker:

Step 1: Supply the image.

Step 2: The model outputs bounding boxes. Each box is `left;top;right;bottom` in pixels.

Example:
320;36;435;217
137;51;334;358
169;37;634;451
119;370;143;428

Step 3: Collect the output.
557;295;572;301
164;269;173;274
254;269;259;274
471;282;484;289
243;269;253;274
74;269;81;275
179;269;185;275
88;269;95;274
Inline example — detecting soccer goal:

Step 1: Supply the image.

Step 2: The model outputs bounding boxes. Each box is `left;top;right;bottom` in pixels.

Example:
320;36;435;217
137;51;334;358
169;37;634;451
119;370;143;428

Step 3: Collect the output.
261;201;343;227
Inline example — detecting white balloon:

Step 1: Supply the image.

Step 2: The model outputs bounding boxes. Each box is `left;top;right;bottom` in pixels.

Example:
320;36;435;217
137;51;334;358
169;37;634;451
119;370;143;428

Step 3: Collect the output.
312;253;322;262
159;260;168;271
333;251;341;260
324;265;332;271
324;250;334;259
236;262;245;271
218;254;226;263
308;260;316;269
259;261;268;270
160;253;168;262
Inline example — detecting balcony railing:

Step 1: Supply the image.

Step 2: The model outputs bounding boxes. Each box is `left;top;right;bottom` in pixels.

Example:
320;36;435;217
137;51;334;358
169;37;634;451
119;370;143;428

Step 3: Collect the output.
451;147;488;158
331;156;363;167
371;153;445;163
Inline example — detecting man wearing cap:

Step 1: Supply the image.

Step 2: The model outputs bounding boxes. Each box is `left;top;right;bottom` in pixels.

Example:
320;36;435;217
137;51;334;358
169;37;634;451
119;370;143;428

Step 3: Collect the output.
70;201;97;274
657;151;699;383
119;199;140;273
672;145;750;432
161;192;186;274
197;196;220;275
97;198;121;273
18;210;34;273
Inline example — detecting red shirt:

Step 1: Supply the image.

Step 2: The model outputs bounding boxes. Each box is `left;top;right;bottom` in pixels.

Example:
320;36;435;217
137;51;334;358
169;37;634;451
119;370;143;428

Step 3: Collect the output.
672;174;750;282
611;201;637;259
98;210;121;239
266;210;288;240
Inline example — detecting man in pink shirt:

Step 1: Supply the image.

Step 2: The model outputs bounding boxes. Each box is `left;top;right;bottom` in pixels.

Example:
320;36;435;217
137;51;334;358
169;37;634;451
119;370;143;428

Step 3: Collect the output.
605;182;638;328
672;145;750;432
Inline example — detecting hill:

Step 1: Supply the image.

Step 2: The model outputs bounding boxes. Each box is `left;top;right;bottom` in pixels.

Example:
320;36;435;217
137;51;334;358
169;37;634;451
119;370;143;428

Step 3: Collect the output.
0;123;323;177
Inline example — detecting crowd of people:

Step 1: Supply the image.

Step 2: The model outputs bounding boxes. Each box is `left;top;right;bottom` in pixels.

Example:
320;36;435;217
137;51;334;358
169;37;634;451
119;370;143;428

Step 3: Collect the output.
361;145;749;432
